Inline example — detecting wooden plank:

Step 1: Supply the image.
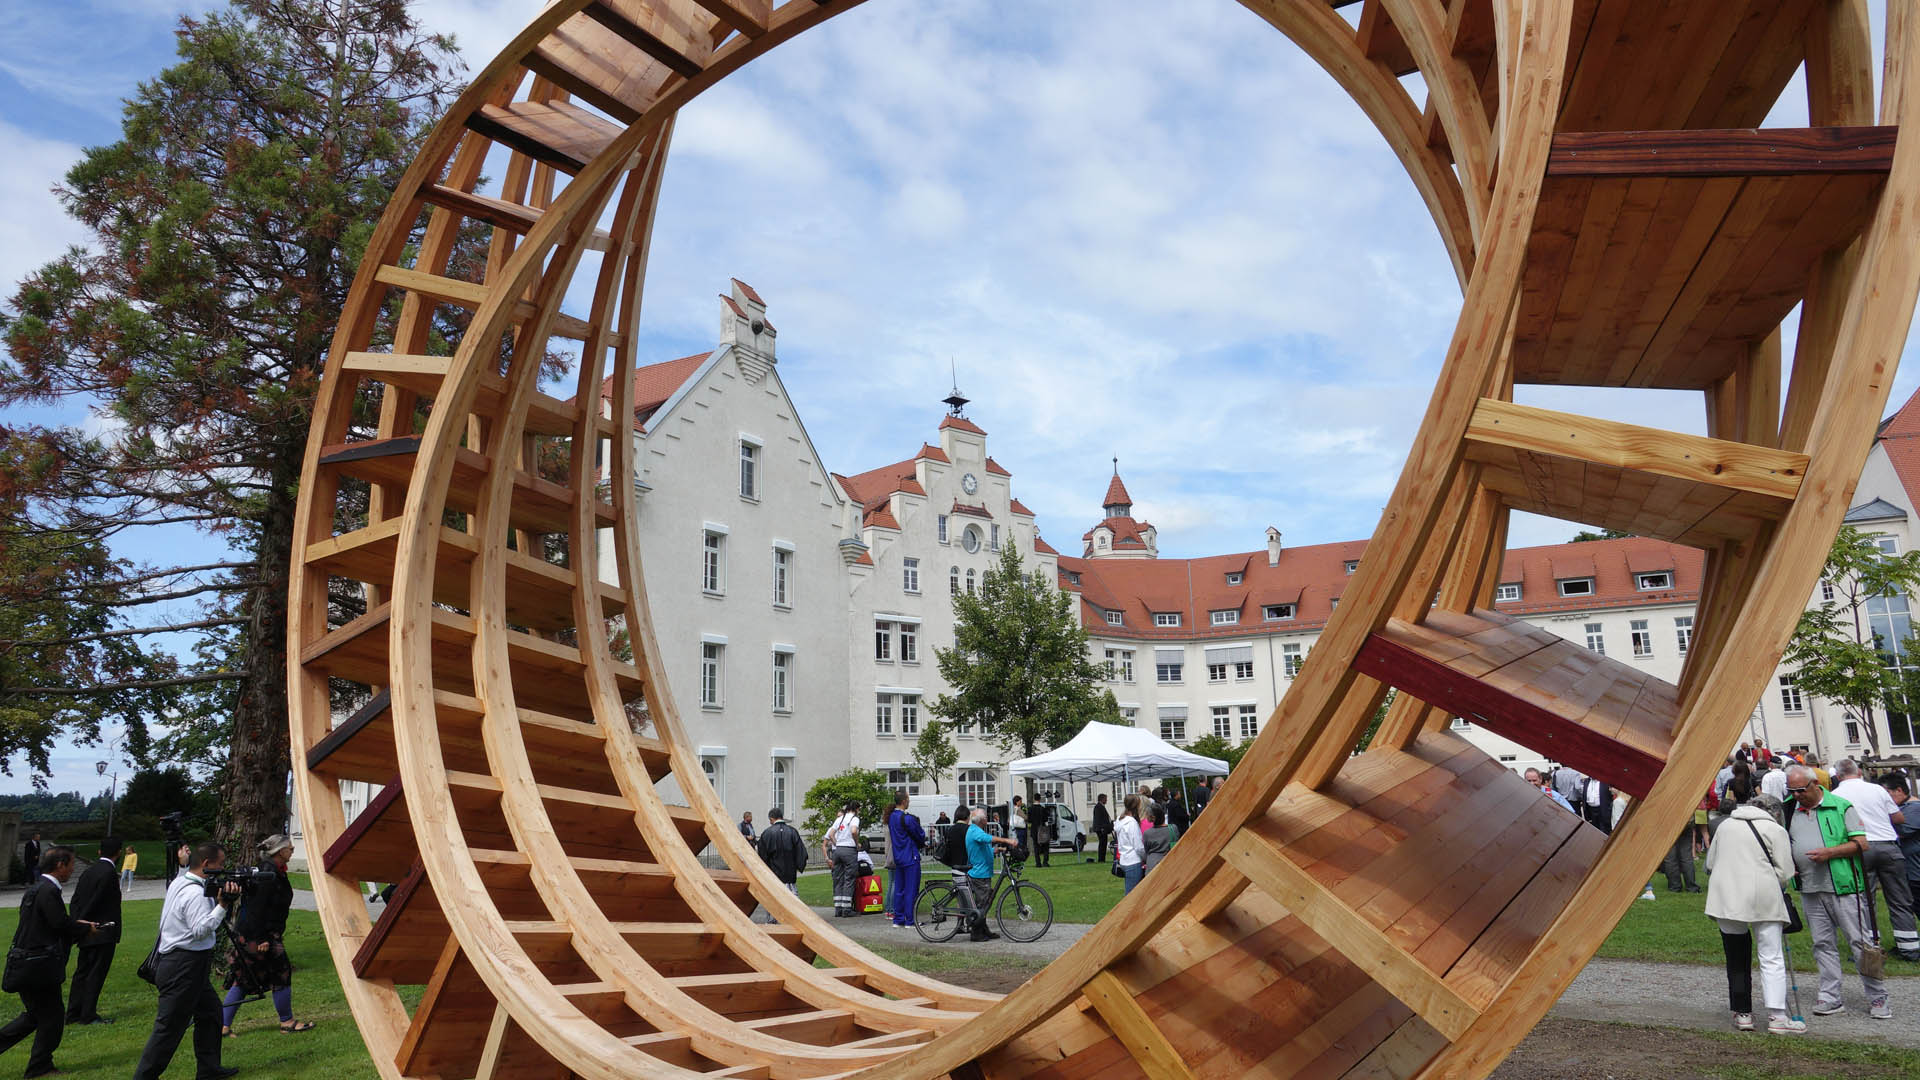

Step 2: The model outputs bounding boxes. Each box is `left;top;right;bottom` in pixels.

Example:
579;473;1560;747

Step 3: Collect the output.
1548;126;1897;177
1220;828;1480;1041
352;860;450;982
585;0;708;79
1081;970;1197;1080
466;99;624;175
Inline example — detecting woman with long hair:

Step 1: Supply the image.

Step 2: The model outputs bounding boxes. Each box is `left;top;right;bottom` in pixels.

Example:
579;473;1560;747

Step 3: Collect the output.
1114;794;1146;894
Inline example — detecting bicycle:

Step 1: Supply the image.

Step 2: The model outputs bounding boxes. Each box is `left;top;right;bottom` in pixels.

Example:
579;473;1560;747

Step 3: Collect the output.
913;852;1054;944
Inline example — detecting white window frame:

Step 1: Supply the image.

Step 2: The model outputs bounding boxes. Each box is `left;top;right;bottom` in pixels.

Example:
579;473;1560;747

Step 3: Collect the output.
874;620;893;663
1344;560;1359;574
1584;622;1605;655
1238;704;1259;739
1874;535;1900;556
1779;675;1805;714
1210;609;1239;626
1226;571;1243;585
1494;583;1522;603
1211;706;1232;739
1105;609;1123;626
771;647;793;712
1282;643;1303;678
949;566;960;596
700;642;723;709
990;524;1000;550
957;769;996;807
771;543;792;608
738;438;759;500
902;557;920;594
875;695;894;735
937;514;949;544
702;528;727;595
1155;661;1183;684
1634;571;1672;591
1207;661;1228;683
1154;612;1181;628
1630;619;1653;657
1558;577;1594;597
770;756;791;816
1159;715;1187;743
899;695;920;736
1264;604;1295;621
900;622;918;664
1234;659;1254;680
1105;648;1134;683
1675;616;1693;656
966;568;976;594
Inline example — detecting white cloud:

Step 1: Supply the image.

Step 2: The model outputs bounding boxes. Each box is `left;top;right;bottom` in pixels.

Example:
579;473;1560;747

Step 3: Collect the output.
0;119;89;298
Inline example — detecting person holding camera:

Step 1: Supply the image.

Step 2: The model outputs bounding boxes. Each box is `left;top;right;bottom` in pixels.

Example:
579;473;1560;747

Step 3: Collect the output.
220;835;310;1036
0;846;100;1078
133;841;240;1080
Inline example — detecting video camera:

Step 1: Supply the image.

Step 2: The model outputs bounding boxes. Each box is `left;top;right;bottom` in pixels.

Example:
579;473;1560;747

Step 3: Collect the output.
201;865;279;900
160;811;187;851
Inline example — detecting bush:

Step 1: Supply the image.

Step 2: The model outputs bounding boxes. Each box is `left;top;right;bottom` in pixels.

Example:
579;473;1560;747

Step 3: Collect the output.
799;768;893;846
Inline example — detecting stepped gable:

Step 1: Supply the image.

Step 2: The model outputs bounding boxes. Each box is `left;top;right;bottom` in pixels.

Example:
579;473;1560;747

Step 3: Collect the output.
589;351;710;431
1877;386;1920;514
836;458;924;507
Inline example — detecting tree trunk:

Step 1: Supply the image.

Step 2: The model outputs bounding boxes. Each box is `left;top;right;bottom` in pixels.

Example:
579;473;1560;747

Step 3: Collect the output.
218;444;300;862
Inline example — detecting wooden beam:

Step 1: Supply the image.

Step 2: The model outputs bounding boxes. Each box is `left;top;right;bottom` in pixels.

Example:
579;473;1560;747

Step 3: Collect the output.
1080;970;1197;1080
1547;126;1897;178
1220;827;1479;1041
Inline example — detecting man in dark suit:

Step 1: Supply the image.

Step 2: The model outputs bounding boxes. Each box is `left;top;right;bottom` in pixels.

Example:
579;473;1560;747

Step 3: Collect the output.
66;837;122;1025
0;846;101;1077
19;836;39;885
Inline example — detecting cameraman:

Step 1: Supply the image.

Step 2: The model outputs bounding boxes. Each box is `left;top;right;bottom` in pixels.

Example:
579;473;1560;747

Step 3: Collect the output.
220;835;311;1035
133;841;239;1080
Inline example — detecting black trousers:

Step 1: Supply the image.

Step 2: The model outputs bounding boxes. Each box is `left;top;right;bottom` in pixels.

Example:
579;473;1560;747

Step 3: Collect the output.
66;944;114;1023
0;982;64;1077
133;949;224;1080
1095;830;1109;862
1720;930;1754;1014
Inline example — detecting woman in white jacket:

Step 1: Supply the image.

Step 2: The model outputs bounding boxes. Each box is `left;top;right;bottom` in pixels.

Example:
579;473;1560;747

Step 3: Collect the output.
1114;794;1146;894
1704;773;1802;1034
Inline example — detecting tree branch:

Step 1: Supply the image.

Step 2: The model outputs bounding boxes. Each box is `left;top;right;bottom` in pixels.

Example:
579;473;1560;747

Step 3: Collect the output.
1;671;250;697
3;617;250;650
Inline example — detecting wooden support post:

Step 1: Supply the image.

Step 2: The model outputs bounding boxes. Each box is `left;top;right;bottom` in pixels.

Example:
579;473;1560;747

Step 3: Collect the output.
1080;970;1197;1080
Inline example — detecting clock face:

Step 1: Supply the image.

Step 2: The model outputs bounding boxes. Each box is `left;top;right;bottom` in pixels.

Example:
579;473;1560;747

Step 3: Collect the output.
962;526;982;553
961;472;978;495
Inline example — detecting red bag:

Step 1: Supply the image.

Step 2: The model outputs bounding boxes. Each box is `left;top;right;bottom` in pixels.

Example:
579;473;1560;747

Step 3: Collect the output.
856;875;885;914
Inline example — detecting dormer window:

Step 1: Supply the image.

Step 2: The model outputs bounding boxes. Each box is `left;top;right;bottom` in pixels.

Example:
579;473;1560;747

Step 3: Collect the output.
1635;571;1672;591
1558;577;1595;597
1154;612;1181;628
1210;609;1239;626
1225;572;1243;585
1344;560;1359;574
1066;571;1082;586
1263;604;1295;621
1105;610;1122;626
1494;583;1522;603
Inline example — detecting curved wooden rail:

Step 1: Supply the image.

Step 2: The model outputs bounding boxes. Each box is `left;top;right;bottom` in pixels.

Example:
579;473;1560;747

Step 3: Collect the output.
290;1;1920;1077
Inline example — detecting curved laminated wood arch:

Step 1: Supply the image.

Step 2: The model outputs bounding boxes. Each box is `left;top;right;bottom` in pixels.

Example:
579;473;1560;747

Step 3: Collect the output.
289;1;1920;1077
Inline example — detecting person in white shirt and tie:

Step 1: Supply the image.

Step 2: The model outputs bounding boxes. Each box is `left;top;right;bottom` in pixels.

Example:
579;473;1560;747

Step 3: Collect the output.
133;842;241;1080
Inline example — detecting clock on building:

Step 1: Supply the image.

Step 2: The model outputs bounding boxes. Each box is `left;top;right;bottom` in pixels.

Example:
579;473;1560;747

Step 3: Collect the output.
962;525;982;553
961;472;978;495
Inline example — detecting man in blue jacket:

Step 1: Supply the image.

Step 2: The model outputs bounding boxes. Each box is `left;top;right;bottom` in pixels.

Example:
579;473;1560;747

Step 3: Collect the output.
885;793;928;928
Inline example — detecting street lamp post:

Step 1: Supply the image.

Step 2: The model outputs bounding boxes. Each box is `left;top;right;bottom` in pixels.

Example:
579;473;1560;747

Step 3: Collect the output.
95;759;118;836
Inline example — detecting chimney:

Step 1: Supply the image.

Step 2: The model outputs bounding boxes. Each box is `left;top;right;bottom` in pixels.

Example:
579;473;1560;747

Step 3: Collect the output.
1266;526;1282;567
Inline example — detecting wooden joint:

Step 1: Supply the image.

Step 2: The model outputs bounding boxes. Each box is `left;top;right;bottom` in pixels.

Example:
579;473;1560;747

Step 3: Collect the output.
1080;969;1197;1080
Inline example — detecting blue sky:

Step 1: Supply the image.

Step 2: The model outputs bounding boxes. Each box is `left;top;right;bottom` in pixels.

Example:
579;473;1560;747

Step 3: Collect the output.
4;1;1918;795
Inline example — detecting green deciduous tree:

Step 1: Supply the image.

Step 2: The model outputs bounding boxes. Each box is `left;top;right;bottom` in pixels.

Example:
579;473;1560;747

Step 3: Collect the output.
1570;528;1633;542
908;720;959;794
931;545;1117;808
799;767;892;847
0;0;467;854
1783;526;1920;758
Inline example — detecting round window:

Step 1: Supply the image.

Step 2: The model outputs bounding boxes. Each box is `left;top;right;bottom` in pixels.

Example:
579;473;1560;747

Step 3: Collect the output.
962;525;982;553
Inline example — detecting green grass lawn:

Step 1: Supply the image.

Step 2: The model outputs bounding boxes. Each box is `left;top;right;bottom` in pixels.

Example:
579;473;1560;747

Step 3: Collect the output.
1601;878;1920;974
796;852;1126;923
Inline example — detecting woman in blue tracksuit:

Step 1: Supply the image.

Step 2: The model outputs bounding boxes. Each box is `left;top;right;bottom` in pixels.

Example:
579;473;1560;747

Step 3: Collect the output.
885;792;928;927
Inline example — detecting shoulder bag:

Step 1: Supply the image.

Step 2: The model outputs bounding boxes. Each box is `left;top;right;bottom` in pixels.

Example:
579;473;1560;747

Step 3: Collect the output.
1745;819;1803;934
2;885;65;993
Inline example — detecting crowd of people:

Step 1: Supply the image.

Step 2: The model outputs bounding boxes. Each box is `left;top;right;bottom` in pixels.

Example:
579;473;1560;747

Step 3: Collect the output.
1525;743;1920;1034
0;833;311;1078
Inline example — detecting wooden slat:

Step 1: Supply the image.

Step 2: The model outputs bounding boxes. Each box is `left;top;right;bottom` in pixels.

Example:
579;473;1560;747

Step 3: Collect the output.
467;99;624;175
1549;125;1897;177
316;435;616;536
1220;827;1480;1041
371;264;601;343
690;0;769;37
342;349;598;437
418;184;618;251
585;0;707;78
1356;1;1418;77
1080;970;1198;1080
353;860;449;982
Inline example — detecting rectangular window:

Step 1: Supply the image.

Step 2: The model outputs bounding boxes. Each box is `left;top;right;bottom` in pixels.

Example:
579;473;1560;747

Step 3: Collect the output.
1344;560;1359;574
1875;535;1900;556
1846;720;1862;745
702;531;726;594
1211;706;1232;739
900;623;918;663
1155;612;1181;627
738;441;758;499
1211;609;1239;626
1821;580;1836;603
937;514;949;544
990;524;1000;550
1779;675;1804;714
1675;616;1693;656
1105;649;1134;682
771;758;789;816
1160;716;1187;743
1234;660;1254;680
1495;583;1522;603
1264;604;1295;621
874;620;892;662
1105;610;1123;626
771;651;791;712
949;566;960;596
875;696;894;735
1584;623;1605;654
885;768;920;798
900;695;920;736
1635;571;1672;591
1630;619;1653;657
1207;662;1228;683
771;547;791;608
1238;704;1259;739
1226;571;1244;585
700;643;722;708
902;557;920;594
1559;578;1594;597
1156;661;1183;684
1282;643;1304;678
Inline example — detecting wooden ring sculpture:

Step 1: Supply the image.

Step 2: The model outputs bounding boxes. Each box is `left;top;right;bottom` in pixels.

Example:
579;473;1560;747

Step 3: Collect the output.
290;1;1920;1076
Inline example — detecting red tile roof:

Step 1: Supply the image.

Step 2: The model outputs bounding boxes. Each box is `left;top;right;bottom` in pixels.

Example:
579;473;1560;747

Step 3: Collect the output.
838;459;923;507
1062;535;1700;641
1033;536;1058;555
952;502;992;519
1104;473;1133;508
917;443;950;464
720;293;748;319
591;352;711;431
940;415;986;436
1084;516;1153;549
853;549;874;567
731;278;764;306
1009;498;1036;517
985;456;1011;477
1878;386;1920;512
863;503;901;531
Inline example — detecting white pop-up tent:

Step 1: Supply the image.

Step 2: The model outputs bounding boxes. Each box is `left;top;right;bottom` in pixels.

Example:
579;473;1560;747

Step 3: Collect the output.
1009;722;1230;786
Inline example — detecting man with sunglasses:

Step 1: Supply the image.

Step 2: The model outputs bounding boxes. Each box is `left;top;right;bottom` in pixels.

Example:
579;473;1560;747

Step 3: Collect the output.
1785;764;1890;1020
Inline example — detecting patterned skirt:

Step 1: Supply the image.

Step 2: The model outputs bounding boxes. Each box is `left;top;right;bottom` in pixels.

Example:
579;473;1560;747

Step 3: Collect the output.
224;933;293;993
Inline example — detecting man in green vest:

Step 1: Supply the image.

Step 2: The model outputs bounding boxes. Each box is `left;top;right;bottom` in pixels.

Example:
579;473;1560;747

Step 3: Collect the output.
1786;764;1890;1019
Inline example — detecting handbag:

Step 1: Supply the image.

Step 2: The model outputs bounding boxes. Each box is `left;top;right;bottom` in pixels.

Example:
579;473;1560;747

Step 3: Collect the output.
2;885;65;993
1855;881;1886;978
1111;859;1124;878
1745;819;1803;934
136;936;162;985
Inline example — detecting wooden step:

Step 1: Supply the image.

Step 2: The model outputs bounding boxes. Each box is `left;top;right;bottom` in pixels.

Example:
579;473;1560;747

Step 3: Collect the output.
299;602;644;720
1557;0;1824;132
306;689;670;791
1515;126;1894;388
738;1007;857;1043
665;970;862;1018
340;350;600;438
1463;397;1805;547
417;184;617;252
1353;608;1672;796
396;943;498;1078
370;264;599;341
1081;970;1198;1080
471;849;759;918
305;518;627;633
467;99;624;175
315;435;616;537
583;1;708;79
353;860;449;983
321;774;517;882
526;0;720;124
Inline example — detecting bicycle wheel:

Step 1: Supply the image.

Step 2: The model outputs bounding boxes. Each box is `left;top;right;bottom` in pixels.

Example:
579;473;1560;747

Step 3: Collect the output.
994;880;1053;943
913;882;961;943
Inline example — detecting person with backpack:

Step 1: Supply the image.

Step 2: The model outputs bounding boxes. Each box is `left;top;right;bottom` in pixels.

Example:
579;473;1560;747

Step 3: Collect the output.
885;793;928;928
0;846;100;1077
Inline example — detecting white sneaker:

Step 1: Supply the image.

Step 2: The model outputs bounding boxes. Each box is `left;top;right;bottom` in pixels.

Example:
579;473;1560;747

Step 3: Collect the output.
1767;1016;1806;1035
1733;1012;1753;1031
1812;999;1846;1016
1871;996;1892;1020
1640;886;1656;900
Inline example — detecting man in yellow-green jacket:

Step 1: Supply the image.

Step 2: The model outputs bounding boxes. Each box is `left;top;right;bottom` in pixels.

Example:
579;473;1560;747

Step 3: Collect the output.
1786;764;1889;1020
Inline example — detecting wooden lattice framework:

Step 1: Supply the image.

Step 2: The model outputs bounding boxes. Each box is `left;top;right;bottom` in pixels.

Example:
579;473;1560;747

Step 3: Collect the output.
289;1;1920;1077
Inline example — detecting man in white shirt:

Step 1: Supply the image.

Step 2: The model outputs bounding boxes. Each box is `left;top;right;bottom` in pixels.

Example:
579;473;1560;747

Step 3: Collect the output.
1762;762;1790;804
133;842;241;1080
1833;759;1920;960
